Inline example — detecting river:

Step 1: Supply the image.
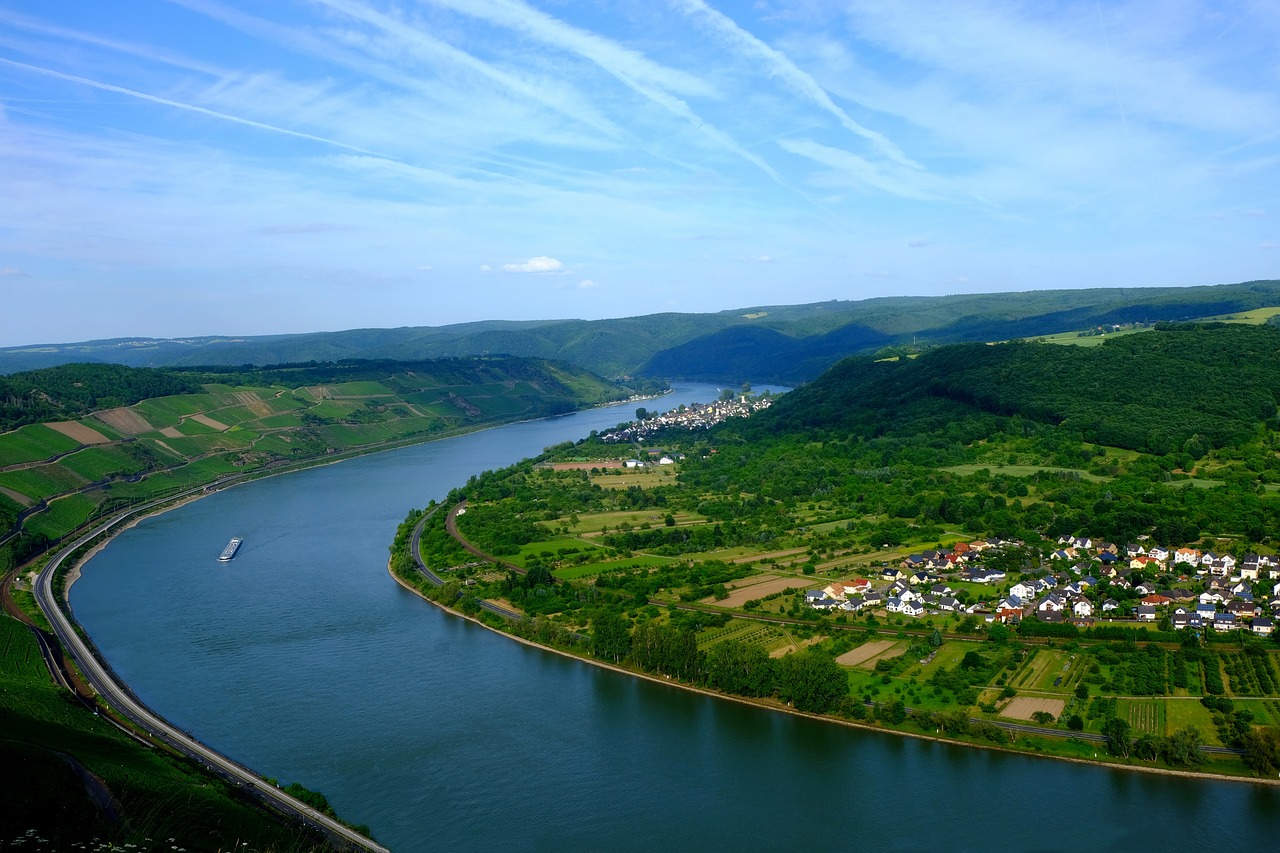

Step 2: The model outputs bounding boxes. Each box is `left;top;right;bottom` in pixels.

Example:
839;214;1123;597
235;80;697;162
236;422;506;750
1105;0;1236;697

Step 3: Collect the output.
69;383;1278;851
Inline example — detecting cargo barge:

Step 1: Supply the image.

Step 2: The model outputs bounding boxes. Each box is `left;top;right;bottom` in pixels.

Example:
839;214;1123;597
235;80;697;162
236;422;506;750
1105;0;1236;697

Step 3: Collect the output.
218;538;242;562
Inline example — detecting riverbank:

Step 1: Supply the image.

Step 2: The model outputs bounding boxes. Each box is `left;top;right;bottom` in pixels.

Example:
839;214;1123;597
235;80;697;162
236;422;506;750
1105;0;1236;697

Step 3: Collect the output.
385;558;1279;788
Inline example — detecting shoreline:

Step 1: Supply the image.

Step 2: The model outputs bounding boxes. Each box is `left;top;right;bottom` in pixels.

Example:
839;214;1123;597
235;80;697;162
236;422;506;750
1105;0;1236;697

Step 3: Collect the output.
386;561;1280;789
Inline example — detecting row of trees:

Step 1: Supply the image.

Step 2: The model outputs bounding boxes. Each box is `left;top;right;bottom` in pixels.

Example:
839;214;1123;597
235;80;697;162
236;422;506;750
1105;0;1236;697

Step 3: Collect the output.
590;615;849;713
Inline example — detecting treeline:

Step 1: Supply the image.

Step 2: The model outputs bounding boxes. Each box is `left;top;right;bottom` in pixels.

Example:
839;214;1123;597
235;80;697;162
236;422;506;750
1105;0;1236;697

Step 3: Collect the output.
0;363;202;430
591;614;850;713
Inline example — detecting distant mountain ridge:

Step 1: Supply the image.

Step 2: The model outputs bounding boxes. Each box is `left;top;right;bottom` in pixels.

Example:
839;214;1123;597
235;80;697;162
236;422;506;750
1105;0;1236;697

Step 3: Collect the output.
6;279;1279;381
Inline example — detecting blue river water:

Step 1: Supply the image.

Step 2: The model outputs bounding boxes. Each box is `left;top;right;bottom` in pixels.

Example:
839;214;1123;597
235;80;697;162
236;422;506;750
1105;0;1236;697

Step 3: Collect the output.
69;383;1279;851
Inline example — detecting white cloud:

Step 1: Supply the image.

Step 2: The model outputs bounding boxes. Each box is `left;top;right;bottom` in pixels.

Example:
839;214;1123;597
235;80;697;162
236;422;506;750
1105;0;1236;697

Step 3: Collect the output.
578;279;597;288
757;254;774;263
0;267;25;276
479;264;492;272
907;237;930;247
1260;241;1278;249
502;255;563;273
415;264;434;270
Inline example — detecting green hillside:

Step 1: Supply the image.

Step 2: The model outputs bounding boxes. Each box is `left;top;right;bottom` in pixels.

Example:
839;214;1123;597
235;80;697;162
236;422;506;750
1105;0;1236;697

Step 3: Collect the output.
7;280;1280;382
0;357;641;569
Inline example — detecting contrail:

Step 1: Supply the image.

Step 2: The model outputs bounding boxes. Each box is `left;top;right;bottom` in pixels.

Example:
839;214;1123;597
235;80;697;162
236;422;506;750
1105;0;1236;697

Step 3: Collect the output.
0;57;387;156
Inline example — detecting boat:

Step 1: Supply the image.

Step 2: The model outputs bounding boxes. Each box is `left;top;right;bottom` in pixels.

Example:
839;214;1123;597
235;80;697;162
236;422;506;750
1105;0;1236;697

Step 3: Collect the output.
218;538;242;562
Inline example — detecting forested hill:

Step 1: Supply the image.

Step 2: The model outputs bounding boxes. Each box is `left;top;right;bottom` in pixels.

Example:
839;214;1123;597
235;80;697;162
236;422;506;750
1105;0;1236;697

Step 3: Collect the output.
748;323;1280;456
6;279;1280;381
0;356;636;433
0;364;203;432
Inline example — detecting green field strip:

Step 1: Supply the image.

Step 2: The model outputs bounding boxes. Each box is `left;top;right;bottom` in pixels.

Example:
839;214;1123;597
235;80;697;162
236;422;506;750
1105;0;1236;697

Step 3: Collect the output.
174;419;220;436
132;394;219;424
23;492;103;538
0;464;89;501
255;413;306;429
57;445;145;481
0;423;84;465
325;380;395;396
309;401;366;419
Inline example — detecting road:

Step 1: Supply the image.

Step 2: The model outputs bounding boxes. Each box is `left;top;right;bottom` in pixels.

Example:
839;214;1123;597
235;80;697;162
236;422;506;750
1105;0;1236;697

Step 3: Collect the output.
32;501;388;853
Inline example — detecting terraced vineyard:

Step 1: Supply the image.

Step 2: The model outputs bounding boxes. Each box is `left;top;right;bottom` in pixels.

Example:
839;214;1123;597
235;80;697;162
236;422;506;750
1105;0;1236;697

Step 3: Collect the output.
0;358;635;564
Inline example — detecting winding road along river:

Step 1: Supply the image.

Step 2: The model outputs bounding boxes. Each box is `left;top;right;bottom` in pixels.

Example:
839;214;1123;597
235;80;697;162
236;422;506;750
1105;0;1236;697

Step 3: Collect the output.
70;384;1278;852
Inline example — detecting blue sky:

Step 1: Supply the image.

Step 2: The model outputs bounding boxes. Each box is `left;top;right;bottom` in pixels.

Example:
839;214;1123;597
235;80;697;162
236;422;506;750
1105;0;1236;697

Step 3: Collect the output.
1;0;1278;346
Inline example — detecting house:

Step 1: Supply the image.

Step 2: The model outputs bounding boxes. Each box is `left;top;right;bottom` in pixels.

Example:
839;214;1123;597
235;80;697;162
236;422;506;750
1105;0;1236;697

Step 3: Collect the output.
1136;605;1158;622
1101;598;1121;613
823;582;851;600
938;596;961;612
1009;582;1036;600
1252;617;1274;636
1213;612;1238;631
900;599;925;617
1038;593;1067;613
994;605;1022;623
930;583;955;596
1195;603;1218;620
1173;548;1200;566
1073;599;1094;618
1140;593;1172;606
1172;613;1204;631
881;567;904;581
805;590;838;610
840;596;865;613
1228;599;1258;619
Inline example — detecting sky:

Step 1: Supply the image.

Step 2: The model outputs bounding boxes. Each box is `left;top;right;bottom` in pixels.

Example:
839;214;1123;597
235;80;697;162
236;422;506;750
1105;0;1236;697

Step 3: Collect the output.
1;0;1278;346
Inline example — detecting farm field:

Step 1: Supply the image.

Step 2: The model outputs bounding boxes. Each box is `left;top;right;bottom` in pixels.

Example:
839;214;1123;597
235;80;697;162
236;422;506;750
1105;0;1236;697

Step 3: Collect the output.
1002;696;1066;722
716;577;811;608
0;424;82;466
836;640;906;669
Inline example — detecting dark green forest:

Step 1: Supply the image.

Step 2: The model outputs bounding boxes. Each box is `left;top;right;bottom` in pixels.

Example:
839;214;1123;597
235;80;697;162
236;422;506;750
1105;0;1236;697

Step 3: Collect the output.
0;364;202;431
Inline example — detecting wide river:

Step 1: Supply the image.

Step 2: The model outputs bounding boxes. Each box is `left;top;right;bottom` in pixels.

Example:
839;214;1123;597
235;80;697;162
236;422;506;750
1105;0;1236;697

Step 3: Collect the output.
70;383;1277;851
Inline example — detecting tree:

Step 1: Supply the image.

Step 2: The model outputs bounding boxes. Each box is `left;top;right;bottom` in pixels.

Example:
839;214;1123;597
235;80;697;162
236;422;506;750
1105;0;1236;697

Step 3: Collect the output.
776;651;848;713
1075;682;1090;701
1163;726;1207;767
1066;714;1085;731
591;611;631;664
986;623;1010;643
929;629;943;648
706;640;773;697
1241;727;1280;776
1103;717;1132;757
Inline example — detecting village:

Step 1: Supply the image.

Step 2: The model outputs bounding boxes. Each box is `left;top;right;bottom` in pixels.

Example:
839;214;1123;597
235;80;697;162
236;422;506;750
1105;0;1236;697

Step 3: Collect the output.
803;537;1280;639
598;393;773;442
